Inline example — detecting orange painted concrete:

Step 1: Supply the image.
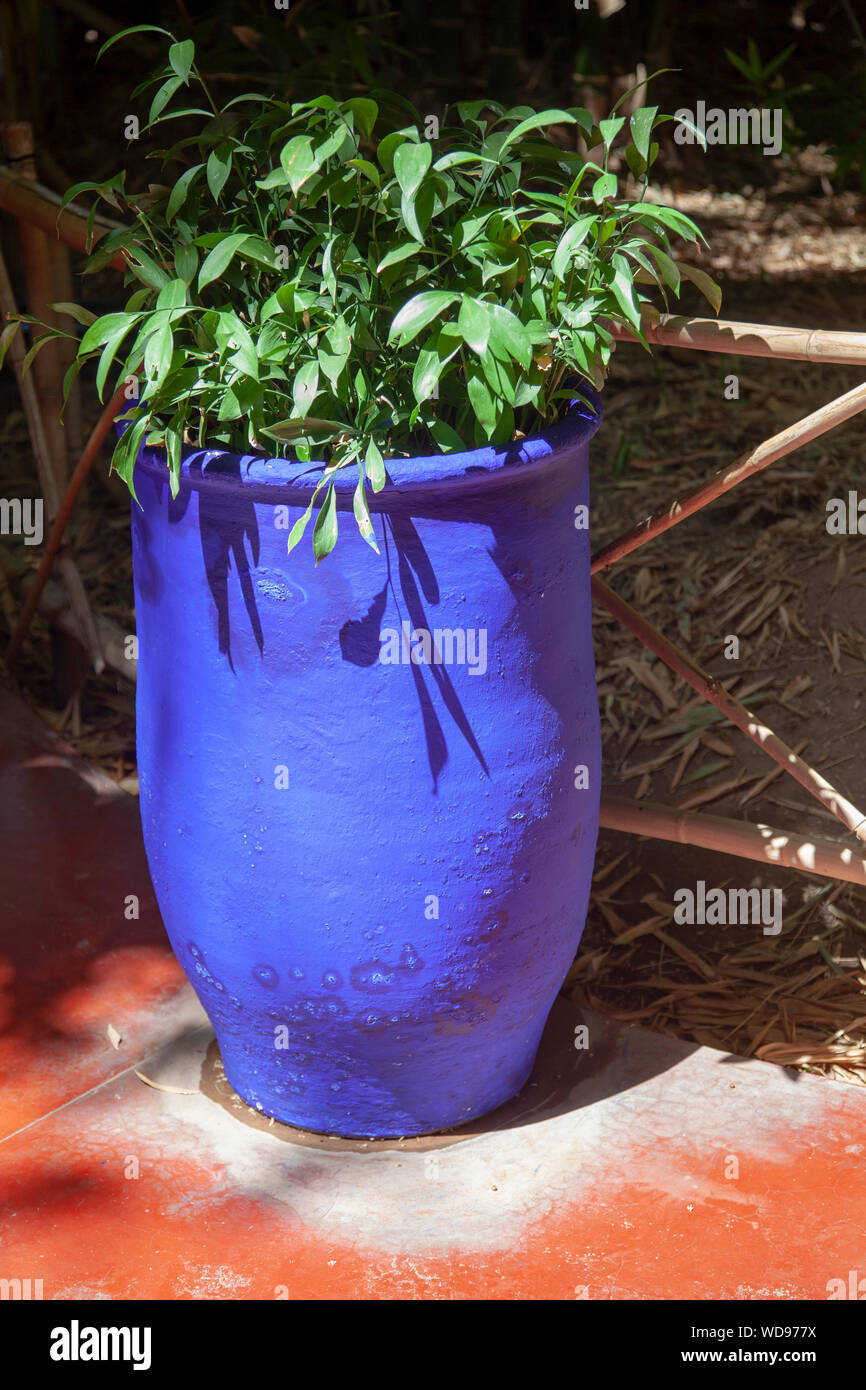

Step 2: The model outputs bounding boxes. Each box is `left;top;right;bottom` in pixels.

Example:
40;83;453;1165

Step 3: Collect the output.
1;688;865;1300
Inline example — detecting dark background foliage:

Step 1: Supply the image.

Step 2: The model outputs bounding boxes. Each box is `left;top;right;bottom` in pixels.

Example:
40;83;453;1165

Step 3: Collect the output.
2;0;863;193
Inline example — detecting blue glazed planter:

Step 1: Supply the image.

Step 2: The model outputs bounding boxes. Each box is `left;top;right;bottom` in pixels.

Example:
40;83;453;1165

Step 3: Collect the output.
129;388;602;1137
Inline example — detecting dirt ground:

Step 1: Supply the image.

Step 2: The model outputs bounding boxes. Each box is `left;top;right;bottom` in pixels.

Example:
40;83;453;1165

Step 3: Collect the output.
1;148;865;1086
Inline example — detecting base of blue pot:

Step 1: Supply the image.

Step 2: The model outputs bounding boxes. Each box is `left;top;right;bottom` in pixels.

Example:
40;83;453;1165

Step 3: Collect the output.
218;1039;539;1139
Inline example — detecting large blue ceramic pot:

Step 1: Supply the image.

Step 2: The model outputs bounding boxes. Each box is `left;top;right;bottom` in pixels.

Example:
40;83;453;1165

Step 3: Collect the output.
130;388;602;1137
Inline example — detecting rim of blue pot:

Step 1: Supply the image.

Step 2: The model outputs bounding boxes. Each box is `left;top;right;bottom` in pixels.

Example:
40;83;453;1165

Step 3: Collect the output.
124;382;602;499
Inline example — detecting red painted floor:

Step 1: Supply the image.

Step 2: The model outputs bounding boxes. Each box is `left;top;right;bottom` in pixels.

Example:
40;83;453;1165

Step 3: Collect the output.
1;687;865;1300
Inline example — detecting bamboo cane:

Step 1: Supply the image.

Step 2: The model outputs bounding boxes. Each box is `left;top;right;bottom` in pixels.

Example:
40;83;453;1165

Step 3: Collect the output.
591;575;866;843
2;123;67;480
592;379;866;574
5;377;129;670
613;314;866;366
0;242;104;673
0;167;125;264
48;237;82;454
599;795;866;887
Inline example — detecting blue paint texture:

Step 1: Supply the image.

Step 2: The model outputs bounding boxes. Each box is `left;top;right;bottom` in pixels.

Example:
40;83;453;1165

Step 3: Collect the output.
130;389;603;1136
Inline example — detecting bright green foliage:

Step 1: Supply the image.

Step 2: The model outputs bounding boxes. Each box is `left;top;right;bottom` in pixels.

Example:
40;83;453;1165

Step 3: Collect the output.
21;28;718;561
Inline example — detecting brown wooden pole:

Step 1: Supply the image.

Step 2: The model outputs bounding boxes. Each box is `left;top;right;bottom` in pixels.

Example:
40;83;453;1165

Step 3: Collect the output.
592;379;866;575
5;378;130;670
0;242;105;672
599;795;866;886
613;314;866;367
2;123;68;480
591;575;866;843
48;237;82;454
0;167;125;264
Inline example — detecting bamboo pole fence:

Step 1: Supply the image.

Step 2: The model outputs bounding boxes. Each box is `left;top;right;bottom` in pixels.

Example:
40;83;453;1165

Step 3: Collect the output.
599;313;866;883
613;314;866;366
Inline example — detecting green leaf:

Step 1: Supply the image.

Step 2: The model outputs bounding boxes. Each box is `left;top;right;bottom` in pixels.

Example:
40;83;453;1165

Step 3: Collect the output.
376;241;421;273
625;145;648;178
20;329;63;376
292;361;319;416
598;116;626;148
149;74;184;125
280;135;319;194
627;203;705;244
401;183;434;244
143;317;174;388
365;439;386;491
646;244;680;292
500;109;576;153
481;350;517;408
629;106;658;162
667;113;708;152
206;144;232;201
239;237;279;270
467;371;497;437
458;296;490;355
312;483;338;563
429;417;467;453
97;25;174;61
393;140;432;201
433;150;490;172
286;498;316;554
343;97;378;139
318;315;351;385
610;253;643;332
263;417;351;443
174;243;198;284
592;171;617;203
346;157;380;187
255;167;289;191
376;130;410;174
677;262;722;314
0;319;21;369
166;164;202;224
125;246;170;292
198;234;250;290
50;301;97;327
156;278;188;310
485;303;532;369
80;312;142;353
110;411;150;499
551;215;595;280
217;310;258;377
353;469;379;551
168;39;195;82
412;326;460;403
388;291;459;346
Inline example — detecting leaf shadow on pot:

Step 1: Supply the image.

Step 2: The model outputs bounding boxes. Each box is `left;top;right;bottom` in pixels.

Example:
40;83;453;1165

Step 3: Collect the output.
338;513;489;794
168;454;265;671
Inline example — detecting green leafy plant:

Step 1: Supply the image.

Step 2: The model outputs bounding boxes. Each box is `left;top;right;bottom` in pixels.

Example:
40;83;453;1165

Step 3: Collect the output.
725;38;796;90
10;26;718;561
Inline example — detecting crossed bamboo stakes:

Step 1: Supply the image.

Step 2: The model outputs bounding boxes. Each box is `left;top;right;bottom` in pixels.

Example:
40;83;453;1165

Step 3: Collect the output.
597;321;866;886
